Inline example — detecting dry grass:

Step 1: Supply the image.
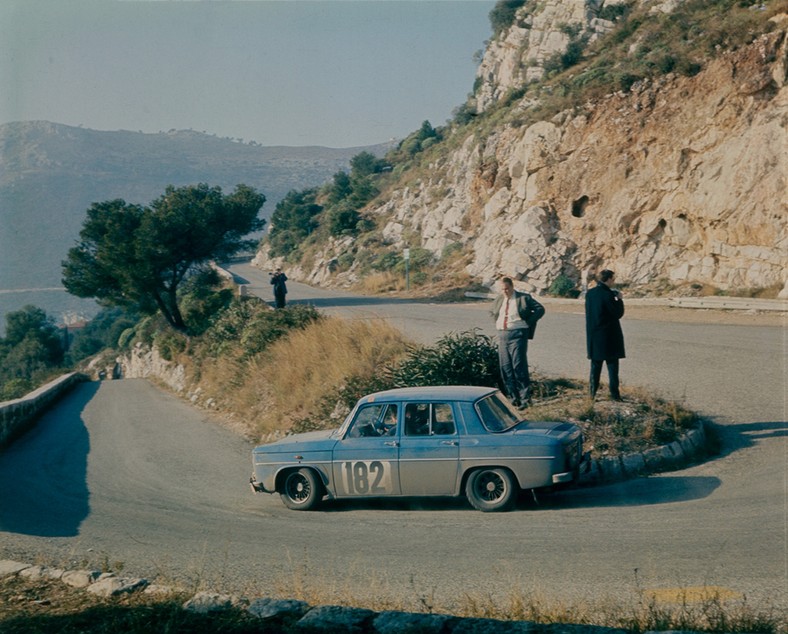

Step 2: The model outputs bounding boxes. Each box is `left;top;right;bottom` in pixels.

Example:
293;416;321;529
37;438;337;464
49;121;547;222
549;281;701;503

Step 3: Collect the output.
525;381;699;459
355;271;405;294
219;317;410;437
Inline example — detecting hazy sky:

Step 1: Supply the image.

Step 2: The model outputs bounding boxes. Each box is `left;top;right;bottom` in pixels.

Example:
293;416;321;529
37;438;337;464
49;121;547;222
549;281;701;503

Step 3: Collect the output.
1;0;496;148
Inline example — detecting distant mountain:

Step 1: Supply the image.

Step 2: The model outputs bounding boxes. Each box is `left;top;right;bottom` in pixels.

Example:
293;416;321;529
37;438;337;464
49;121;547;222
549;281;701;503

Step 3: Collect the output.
0;121;389;319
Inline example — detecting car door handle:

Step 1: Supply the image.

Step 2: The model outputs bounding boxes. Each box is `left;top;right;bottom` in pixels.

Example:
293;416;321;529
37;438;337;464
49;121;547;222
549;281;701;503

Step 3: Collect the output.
440;440;458;446
383;441;399;447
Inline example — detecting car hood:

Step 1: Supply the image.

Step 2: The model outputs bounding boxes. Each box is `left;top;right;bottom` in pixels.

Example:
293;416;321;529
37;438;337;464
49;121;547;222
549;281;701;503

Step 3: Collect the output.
253;429;337;453
512;421;579;437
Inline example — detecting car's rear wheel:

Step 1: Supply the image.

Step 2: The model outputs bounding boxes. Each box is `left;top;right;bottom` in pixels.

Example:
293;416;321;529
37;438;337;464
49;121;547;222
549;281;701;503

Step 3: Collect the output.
280;468;323;510
465;467;517;512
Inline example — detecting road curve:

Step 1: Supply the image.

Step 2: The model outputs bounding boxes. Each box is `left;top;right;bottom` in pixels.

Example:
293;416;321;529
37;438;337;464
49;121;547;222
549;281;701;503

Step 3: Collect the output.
0;265;785;612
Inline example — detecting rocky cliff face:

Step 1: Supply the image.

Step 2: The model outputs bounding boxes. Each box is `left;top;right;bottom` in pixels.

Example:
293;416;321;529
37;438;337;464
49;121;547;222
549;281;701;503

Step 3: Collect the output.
474;0;618;111
256;9;788;298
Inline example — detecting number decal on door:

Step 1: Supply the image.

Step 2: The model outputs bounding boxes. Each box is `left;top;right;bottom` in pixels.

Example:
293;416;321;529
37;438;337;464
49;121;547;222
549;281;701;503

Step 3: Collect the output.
341;461;390;495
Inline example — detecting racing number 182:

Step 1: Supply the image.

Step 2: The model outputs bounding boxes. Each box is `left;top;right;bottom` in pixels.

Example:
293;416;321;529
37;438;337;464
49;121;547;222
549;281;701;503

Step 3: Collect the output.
342;460;387;494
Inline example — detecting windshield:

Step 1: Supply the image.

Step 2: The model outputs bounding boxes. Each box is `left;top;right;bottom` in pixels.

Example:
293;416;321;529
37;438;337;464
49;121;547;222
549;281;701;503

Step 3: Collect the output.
475;391;521;432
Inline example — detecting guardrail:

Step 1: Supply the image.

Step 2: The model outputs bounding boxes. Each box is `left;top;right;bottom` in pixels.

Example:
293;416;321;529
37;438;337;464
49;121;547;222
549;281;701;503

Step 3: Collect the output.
465;292;787;312
0;372;87;449
667;296;788;312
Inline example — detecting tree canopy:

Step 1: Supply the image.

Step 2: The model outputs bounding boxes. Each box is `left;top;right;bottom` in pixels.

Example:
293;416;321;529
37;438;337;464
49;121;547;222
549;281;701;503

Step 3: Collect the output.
62;183;265;331
0;305;65;399
267;188;322;258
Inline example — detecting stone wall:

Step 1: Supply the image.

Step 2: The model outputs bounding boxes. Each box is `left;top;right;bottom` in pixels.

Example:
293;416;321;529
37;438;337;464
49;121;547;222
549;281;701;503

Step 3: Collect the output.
0;372;87;449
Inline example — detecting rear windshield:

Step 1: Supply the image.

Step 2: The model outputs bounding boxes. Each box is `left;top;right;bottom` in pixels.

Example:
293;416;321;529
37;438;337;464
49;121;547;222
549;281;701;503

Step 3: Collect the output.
475;392;520;432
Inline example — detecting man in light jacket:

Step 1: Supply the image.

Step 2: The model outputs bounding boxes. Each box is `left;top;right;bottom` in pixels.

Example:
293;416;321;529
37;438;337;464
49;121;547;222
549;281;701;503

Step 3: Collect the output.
491;276;545;409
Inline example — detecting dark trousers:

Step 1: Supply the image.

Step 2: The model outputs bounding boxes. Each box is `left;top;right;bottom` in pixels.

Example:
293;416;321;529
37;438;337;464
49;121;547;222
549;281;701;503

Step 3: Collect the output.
590;359;620;399
274;292;286;309
498;329;531;404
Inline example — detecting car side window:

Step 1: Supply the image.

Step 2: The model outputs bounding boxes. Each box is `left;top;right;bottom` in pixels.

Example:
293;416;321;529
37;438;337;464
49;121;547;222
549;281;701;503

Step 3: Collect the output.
380;404;398;436
346;404;398;438
404;403;429;436
432;403;456;435
404;403;455;436
475;392;519;432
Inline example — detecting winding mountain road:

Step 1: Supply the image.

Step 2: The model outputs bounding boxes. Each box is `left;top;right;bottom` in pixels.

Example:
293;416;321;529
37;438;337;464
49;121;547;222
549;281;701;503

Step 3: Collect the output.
1;263;785;612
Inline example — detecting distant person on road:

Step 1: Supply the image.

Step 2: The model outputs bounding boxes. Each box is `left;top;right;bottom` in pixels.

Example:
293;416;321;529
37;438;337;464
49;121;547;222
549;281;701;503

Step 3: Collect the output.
585;269;625;401
270;267;288;309
491;276;545;409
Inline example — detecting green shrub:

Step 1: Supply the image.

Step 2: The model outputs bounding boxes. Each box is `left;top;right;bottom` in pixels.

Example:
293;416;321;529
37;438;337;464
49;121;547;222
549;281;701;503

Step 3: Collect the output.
336;252;355;271
441;242;463;261
395;247;434;275
290;330;501;433
489;0;528;35
327;205;361;237
598;3;631;21
388;330;500;388
202;299;322;358
117;327;136;350
1;377;32;401
153;329;188;361
547;274;578;297
372;251;402;272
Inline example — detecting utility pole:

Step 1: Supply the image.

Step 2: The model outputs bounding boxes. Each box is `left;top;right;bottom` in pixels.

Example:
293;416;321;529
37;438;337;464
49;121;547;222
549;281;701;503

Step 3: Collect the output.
403;247;410;291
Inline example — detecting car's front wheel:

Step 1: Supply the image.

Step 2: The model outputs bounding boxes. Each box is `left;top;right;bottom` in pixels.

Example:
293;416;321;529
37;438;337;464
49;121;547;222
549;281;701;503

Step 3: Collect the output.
280;468;323;510
465;467;517;512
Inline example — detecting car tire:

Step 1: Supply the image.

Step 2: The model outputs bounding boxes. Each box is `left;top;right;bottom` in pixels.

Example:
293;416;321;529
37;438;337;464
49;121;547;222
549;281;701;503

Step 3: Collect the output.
280;468;323;510
465;467;517;512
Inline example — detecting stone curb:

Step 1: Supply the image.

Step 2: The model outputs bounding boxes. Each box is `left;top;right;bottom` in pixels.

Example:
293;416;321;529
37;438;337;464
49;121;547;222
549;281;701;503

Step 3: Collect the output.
1;559;708;633
577;420;709;487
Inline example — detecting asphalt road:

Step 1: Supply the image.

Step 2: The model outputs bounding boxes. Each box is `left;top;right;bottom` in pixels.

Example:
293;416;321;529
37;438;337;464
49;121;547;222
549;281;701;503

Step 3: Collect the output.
0;263;785;613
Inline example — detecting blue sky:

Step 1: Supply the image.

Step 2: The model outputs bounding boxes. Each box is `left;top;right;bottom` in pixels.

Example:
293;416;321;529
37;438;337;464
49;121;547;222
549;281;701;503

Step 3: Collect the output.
1;0;496;148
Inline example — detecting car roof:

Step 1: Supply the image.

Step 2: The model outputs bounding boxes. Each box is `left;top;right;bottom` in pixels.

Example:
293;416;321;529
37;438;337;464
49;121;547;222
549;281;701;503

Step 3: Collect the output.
362;385;498;403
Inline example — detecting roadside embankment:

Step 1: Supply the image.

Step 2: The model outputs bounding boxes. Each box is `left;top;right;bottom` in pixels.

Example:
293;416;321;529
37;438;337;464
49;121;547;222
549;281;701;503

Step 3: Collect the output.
0;372;87;449
0;559;713;633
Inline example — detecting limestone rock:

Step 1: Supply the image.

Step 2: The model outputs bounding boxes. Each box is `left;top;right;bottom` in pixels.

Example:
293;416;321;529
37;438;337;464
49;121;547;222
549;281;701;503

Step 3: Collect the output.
61;570;100;588
296;605;376;632
86;575;148;597
19;565;64;581
0;560;30;577
247;597;309;621
183;590;237;614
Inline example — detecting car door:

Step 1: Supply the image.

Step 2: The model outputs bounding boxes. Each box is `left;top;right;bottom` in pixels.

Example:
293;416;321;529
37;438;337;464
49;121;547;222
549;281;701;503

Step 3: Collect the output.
331;402;401;497
398;402;460;495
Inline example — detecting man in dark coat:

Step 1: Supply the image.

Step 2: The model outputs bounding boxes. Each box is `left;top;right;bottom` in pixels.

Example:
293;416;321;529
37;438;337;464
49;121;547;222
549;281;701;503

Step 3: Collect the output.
585;269;625;400
270;267;288;309
491;276;545;409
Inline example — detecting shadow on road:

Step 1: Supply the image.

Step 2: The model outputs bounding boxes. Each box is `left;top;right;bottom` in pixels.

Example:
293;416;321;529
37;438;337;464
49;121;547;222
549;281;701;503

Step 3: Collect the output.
314;474;721;513
706;420;787;459
0;383;97;537
542;475;721;510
